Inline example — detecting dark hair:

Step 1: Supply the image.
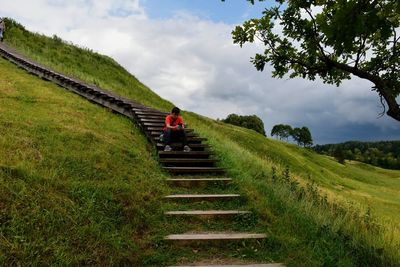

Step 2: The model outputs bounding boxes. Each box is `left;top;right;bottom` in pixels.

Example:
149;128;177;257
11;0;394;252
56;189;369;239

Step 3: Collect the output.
171;107;180;115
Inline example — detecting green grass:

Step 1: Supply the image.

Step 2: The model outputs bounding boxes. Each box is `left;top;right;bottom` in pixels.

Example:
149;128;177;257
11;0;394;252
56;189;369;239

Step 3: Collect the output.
184;116;400;265
3;19;173;112
0;58;170;265
191;119;400;223
1;18;400;266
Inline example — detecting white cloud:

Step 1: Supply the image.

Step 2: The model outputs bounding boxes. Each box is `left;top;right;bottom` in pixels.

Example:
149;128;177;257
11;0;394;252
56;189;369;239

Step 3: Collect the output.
0;0;398;143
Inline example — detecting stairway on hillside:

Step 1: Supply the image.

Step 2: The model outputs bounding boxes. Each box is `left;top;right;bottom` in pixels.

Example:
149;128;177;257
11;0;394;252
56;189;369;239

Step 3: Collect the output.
131;94;283;267
0;43;283;267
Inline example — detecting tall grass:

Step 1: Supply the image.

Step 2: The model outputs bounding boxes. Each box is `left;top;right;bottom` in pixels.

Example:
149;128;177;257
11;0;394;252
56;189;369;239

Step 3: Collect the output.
0;58;169;265
186;114;400;266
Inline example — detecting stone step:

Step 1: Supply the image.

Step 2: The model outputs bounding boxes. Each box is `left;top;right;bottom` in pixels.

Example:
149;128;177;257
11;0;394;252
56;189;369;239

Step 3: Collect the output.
164;194;240;201
165;232;267;241
166;178;232;187
163;167;225;174
165;210;251;218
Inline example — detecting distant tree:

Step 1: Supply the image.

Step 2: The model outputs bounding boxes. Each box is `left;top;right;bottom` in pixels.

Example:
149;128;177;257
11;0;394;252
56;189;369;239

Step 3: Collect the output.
223;114;241;126
291;128;301;145
222;113;266;136
313;140;400;170
232;0;400;122
333;146;346;164
271;124;292;140
242;115;266;136
292;127;313;147
344;149;354;161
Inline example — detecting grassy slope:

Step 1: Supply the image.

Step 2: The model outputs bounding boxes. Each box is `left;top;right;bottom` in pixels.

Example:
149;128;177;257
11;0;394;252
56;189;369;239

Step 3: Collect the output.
3;20;173;112
1;19;400;266
201;123;400;222
0;58;169;265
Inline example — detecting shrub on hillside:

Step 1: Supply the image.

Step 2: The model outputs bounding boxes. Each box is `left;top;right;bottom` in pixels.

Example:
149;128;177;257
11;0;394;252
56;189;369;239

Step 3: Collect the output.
221;113;266;136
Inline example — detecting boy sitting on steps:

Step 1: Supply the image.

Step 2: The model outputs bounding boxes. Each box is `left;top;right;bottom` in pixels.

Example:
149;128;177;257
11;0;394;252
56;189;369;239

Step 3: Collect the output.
163;107;191;152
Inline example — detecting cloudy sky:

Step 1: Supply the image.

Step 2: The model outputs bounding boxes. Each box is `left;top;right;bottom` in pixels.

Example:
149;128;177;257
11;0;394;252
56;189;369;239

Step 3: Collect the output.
1;0;399;144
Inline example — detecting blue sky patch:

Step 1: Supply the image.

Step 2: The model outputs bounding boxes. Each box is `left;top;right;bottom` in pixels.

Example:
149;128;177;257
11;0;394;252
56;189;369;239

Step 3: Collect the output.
141;0;271;24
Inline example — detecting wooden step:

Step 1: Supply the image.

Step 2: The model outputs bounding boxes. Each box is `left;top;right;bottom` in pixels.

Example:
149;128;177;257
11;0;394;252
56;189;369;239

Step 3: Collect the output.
165;210;251;217
160;159;217;168
136;112;166;116
170;264;282;267
150;128;194;132
140;118;165;123
160;158;217;163
156;143;209;151
154;136;207;143
143;122;165;127
163;167;225;174
158;151;212;158
149;131;197;137
159;158;218;167
145;126;164;131
166;178;232;187
131;107;162;112
100;94;115;101
137;115;167;119
164;194;239;201
132;107;167;113
165;232;267;241
133;110;168;116
136;113;167;117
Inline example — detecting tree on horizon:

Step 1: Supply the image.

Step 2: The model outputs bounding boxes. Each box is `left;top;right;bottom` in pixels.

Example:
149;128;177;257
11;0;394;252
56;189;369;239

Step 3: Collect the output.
271;124;292;141
292;127;313;147
222;113;266;136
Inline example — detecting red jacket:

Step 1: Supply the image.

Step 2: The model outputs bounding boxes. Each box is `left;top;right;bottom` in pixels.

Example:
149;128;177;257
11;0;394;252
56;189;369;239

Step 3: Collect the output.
164;115;185;131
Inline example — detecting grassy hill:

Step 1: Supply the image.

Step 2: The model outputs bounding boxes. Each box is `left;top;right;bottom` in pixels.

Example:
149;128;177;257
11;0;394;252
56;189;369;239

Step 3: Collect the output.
0;53;169;265
1;18;399;266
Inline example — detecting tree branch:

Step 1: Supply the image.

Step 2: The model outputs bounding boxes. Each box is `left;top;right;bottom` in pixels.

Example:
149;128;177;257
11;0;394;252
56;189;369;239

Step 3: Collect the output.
304;7;329;59
323;58;400;121
355;35;367;68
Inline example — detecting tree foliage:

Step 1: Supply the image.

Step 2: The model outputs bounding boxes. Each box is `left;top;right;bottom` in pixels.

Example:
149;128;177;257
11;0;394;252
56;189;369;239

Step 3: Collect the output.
271;123;313;147
222;113;266;136
333;146;346;164
291;126;313;147
314;140;400;169
271;124;292;140
232;0;400;121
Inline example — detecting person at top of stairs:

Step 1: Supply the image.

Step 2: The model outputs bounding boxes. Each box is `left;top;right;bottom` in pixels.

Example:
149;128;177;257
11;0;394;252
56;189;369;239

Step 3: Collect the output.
0;19;5;42
163;107;191;152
